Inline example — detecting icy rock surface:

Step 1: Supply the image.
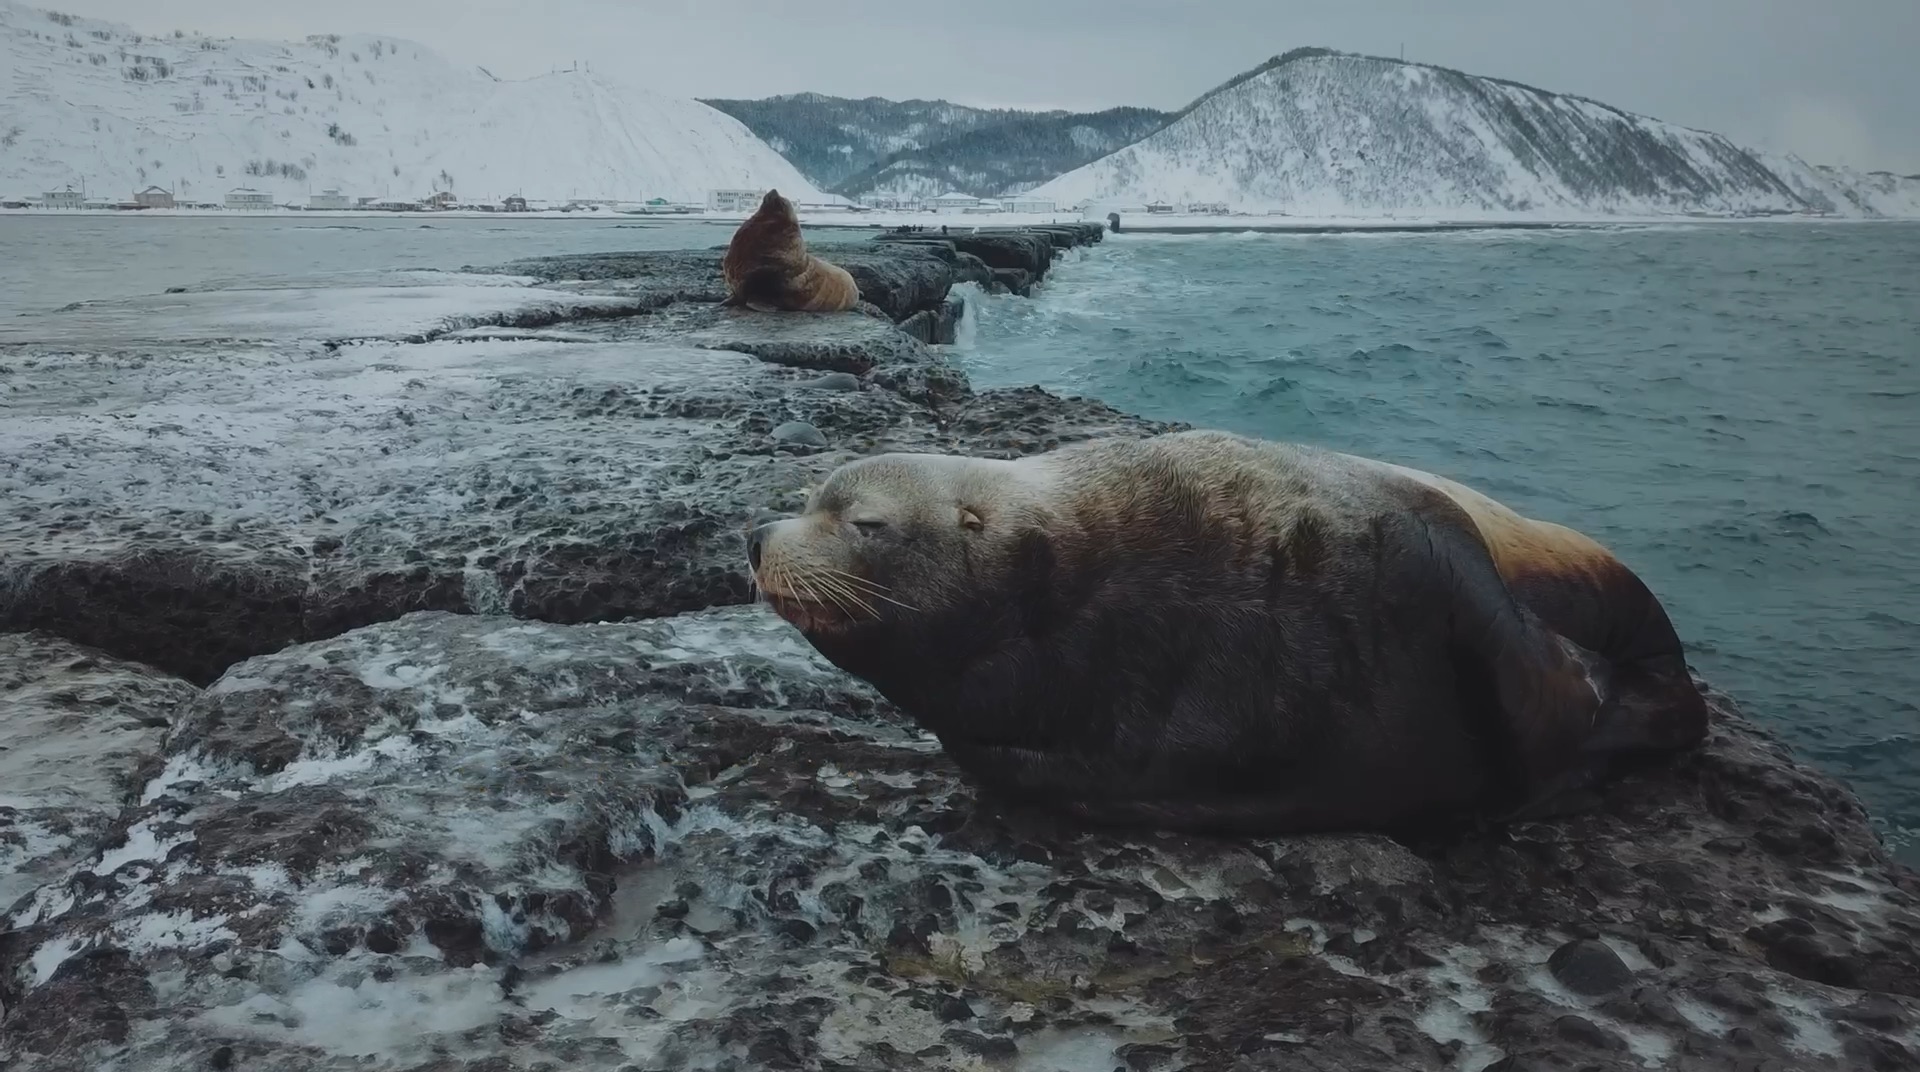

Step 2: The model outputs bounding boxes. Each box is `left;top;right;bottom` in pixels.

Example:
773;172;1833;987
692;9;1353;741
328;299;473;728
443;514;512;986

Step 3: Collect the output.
0;633;195;911
0;231;1113;685
4;610;1919;1071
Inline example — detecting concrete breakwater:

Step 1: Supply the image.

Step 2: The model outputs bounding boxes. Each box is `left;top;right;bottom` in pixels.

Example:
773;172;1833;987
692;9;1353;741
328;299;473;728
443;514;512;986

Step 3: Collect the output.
2;223;1918;1072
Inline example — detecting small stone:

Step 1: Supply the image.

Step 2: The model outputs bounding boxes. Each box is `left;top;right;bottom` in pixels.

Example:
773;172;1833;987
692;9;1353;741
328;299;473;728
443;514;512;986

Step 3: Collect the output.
209;1045;235;1069
364;924;402;955
774;918;816;944
1763;933;1863;989
770;420;828;448
793;372;861;392
936;995;975;1022
943;1030;1018;1059
1829;995;1909;1030
1554;1015;1627;1051
1844;1035;1917;1071
1548;938;1634;996
209;953;235;974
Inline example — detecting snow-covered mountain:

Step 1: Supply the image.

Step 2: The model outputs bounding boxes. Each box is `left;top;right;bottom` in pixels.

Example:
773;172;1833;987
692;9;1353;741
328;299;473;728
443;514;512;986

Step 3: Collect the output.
0;0;831;205
1033;48;1919;218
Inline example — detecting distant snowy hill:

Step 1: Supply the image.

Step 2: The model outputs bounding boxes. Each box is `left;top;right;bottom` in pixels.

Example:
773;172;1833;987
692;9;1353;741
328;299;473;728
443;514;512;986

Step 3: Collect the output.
698;93;1022;191
1033;48;1920;218
0;0;830;204
702;94;1172;200
833;107;1170;201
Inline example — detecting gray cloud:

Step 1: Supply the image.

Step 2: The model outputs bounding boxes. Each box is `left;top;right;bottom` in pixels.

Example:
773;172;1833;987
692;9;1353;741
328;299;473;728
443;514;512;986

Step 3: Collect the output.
47;0;1920;172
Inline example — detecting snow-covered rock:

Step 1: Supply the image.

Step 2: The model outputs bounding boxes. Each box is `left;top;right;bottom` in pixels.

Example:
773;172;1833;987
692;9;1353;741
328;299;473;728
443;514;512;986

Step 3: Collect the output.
0;229;1125;688
0;633;194;911
5;605;1919;1071
0;0;829;204
1034;48;1920;219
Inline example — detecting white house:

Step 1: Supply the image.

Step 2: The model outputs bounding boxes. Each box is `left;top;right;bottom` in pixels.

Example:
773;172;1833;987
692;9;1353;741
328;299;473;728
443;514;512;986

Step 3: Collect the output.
707;188;766;213
930;192;980;214
1002;197;1057;214
309;188;351;210
225;187;274;210
134;186;175;208
43;186;84;209
859;195;924;212
964;198;1003;214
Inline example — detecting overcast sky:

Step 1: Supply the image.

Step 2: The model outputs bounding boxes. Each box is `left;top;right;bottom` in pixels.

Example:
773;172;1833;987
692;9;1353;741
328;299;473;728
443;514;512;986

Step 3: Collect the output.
49;0;1920;173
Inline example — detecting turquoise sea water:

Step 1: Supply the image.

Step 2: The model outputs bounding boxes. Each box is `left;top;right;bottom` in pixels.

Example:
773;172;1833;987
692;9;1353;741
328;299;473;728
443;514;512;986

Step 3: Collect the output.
961;222;1920;861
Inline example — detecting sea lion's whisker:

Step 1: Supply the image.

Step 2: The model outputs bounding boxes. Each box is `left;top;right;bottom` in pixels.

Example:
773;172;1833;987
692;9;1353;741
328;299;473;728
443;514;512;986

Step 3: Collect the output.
821;568;894;593
819;568;919;612
799;570;867;621
806;570;877;618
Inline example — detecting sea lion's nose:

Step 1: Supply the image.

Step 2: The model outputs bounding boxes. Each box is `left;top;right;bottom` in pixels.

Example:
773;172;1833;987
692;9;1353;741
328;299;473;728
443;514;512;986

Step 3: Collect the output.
747;525;767;570
746;511;787;572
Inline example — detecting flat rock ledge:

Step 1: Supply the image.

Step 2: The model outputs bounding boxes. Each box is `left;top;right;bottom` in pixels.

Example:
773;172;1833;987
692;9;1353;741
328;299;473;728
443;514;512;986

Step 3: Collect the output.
0;225;1119;687
2;610;1918;1072
5;223;1919;1071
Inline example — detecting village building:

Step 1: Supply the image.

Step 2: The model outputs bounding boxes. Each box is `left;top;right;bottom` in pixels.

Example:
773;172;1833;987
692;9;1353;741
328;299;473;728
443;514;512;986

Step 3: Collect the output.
930;192;980;214
858;195;925;212
309;189;351;210
134;186;175;209
224;187;274;210
424;191;457;210
1145;200;1175;214
1002;197;1057;214
502;195;529;212
964;198;1003;214
42;186;84;209
706;188;764;213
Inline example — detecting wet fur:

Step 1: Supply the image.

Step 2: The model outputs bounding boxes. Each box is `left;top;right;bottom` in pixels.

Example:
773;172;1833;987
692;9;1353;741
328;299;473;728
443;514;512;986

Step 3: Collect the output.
748;430;1710;835
721;189;860;313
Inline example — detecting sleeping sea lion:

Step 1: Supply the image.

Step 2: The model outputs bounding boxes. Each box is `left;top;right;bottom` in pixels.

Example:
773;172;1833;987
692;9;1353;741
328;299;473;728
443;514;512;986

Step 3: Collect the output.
745;430;1710;834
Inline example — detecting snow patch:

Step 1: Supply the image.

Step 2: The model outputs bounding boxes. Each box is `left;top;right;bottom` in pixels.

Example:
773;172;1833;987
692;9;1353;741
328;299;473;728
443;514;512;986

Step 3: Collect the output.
200;965;506;1058
90;817;191;875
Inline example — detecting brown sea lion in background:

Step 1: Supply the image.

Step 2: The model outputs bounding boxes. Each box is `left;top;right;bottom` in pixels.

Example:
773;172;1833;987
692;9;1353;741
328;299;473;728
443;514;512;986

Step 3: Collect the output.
720;189;860;312
745;429;1710;835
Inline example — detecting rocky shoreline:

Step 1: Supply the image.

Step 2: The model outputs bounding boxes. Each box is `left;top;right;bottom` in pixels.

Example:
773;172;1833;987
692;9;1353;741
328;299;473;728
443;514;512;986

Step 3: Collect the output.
3;224;1919;1072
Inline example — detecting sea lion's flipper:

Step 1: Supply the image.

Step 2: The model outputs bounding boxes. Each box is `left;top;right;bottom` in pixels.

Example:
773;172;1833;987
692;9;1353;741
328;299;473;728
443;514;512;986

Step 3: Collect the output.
1395;510;1611;807
726;265;794;312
